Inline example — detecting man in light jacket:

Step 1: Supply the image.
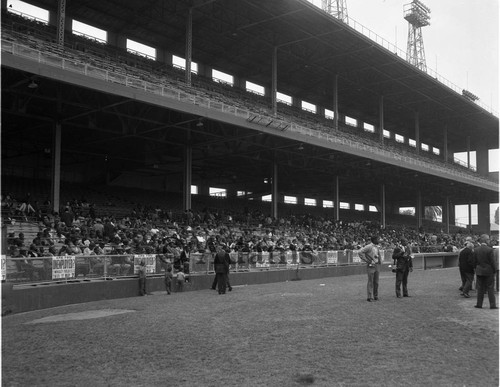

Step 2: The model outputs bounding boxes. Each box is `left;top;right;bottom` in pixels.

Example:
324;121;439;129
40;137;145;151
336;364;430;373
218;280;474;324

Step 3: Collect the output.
358;236;381;302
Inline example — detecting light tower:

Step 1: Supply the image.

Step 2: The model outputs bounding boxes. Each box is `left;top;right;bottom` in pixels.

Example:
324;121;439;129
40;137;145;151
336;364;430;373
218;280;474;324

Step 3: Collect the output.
322;0;348;23
404;0;430;71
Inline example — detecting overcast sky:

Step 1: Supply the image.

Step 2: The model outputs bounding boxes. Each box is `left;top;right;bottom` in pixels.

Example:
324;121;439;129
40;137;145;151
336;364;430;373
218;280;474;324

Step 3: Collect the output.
310;0;499;114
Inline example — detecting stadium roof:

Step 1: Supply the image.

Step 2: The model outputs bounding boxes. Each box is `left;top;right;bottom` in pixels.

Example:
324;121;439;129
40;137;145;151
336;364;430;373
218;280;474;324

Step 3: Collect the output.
25;0;498;150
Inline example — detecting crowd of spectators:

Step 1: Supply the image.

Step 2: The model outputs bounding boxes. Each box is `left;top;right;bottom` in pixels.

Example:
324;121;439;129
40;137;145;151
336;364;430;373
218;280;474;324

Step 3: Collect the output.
4;189;499;284
5;194;495;261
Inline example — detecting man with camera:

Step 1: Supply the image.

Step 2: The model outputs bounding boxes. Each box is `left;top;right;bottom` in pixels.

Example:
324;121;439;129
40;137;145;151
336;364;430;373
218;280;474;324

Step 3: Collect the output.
392;238;413;298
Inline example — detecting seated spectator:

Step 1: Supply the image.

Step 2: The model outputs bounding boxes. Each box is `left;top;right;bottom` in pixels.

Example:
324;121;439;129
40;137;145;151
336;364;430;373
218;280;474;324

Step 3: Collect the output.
109;245;131;276
13;232;25;248
28;244;49;281
60;207;74;228
17;192;35;217
90;256;106;276
46;245;58;257
74;245;90;278
93;218;104;238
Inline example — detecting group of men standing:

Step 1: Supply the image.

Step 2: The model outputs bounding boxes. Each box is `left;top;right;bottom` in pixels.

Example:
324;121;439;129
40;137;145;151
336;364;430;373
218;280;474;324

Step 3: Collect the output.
358;234;497;310
358;236;412;302
458;234;497;309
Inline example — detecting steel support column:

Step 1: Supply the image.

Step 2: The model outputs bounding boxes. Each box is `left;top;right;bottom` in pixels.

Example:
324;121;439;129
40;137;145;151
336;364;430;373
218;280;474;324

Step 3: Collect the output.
379;95;384;144
468;203;472;230
466;136;471;169
51;122;61;213
416;190;422;229
477;202;491;234
334;176;340;222
380;183;386;228
56;0;66;46
183;144;192;211
333;74;339;130
414;112;420;154
185;8;193;86
443;125;448;163
443;196;450;234
271;46;278;116
272;161;278;219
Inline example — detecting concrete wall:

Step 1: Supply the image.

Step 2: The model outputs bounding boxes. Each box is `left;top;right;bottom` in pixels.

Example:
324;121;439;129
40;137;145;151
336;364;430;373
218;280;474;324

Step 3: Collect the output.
3;264;381;314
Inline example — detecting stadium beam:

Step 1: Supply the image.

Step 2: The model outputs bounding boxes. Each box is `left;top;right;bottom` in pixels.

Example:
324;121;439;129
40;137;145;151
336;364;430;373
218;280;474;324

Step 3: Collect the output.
271;46;278;116
56;0;66;46
272;161;278;219
183;143;192;211
416;190;423;229
380;183;386;228
379;96;384;144
50;121;61;214
414;112;420;154
477;202;490;233
443;125;448;164
185;1;219;86
185;7;193;86
443;196;450;234
334;176;340;222
466;136;471;169
333;74;339;130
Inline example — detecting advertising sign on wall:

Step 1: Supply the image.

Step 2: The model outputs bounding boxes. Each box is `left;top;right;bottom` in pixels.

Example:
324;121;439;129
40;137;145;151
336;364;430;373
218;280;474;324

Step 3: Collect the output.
1;255;6;281
52;256;75;279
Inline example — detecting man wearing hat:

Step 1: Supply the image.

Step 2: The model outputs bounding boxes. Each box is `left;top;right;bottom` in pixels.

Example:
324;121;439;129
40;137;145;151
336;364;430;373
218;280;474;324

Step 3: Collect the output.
392;238;413;298
473;234;497;309
458;240;475;298
213;245;230;294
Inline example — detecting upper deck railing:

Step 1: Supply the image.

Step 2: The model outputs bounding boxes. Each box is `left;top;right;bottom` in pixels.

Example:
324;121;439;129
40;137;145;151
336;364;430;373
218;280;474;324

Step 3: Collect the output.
324;11;498;117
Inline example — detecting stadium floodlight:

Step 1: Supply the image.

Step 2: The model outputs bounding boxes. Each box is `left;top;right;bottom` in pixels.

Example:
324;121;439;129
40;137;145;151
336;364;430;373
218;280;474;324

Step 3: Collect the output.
321;0;348;23
404;0;431;71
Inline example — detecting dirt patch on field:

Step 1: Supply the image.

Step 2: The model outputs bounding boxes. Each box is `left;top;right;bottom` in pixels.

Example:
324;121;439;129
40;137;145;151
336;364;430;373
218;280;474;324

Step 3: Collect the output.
25;309;136;324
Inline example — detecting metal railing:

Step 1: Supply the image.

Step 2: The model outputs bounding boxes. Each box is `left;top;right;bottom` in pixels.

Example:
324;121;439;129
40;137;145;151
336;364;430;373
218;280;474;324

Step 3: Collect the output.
2;250;384;284
2;248;460;285
340;16;497;116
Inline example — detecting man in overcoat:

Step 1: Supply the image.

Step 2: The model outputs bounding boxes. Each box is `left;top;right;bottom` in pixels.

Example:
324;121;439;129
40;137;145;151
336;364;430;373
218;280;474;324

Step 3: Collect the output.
473;234;497;309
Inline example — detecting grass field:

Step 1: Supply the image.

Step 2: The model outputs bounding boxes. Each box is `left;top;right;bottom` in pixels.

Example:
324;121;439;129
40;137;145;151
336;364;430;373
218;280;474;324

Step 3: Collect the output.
2;268;498;386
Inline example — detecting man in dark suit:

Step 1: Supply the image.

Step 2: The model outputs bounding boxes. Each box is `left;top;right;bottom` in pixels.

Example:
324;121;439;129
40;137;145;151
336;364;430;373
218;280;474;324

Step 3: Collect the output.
213;245;230;295
211;245;232;292
473;234;497;309
458;241;475;298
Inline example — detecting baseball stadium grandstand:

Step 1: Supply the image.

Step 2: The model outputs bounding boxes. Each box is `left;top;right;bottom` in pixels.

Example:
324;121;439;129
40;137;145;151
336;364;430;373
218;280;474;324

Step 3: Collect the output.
1;0;498;311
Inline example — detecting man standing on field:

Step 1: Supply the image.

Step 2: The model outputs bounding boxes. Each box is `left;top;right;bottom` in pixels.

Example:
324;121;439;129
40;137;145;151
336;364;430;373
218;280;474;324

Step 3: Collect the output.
473;234;497;309
358;236;381;302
